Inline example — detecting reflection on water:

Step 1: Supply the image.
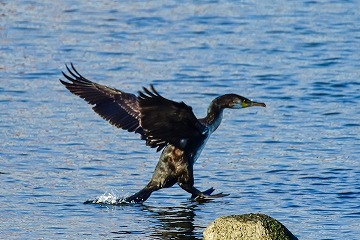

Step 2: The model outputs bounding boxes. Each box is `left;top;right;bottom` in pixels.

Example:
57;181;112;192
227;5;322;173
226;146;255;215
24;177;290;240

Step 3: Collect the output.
143;204;200;240
1;0;360;239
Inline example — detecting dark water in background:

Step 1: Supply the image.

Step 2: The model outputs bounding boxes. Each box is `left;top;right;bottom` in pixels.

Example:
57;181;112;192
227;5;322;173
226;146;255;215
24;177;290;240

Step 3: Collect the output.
1;1;360;239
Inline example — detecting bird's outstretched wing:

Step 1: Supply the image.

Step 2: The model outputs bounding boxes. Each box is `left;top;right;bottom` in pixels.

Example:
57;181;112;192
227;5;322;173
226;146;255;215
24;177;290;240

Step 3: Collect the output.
60;64;206;151
60;63;142;134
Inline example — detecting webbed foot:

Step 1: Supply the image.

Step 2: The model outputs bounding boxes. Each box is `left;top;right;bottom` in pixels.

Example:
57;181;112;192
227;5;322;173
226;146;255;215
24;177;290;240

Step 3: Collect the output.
124;191;149;204
124;185;157;204
191;187;229;202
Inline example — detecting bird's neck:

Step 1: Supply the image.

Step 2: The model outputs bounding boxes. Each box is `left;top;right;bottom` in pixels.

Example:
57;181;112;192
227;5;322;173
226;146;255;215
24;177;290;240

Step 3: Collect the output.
203;103;224;133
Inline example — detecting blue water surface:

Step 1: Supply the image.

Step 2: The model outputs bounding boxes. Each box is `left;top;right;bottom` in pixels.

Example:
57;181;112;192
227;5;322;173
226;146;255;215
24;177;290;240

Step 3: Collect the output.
1;1;359;239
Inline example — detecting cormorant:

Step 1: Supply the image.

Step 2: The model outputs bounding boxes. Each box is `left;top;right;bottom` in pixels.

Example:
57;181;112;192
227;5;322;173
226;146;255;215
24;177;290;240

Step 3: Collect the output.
60;64;266;203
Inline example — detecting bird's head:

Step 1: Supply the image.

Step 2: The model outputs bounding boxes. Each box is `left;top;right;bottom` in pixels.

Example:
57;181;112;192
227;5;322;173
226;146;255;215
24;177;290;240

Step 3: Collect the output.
218;94;266;109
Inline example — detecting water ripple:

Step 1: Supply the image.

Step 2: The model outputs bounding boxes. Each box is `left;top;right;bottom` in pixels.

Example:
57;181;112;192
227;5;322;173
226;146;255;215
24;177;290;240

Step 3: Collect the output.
1;0;359;239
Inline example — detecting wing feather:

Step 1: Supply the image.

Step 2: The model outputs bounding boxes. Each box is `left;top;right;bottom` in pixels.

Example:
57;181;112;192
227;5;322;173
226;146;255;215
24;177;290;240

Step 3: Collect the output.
60;64;143;134
138;86;207;151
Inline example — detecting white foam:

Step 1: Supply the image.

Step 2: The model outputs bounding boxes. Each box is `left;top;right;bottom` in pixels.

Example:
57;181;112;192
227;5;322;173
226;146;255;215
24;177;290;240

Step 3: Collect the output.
90;191;128;205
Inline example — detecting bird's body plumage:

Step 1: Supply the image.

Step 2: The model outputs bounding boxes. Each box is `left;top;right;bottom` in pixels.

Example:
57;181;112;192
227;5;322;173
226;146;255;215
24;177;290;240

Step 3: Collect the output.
60;64;265;203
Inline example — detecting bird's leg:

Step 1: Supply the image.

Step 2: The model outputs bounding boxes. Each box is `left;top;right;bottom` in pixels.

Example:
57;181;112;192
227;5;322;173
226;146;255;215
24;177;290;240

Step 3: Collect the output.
124;174;177;204
124;182;159;203
125;153;178;203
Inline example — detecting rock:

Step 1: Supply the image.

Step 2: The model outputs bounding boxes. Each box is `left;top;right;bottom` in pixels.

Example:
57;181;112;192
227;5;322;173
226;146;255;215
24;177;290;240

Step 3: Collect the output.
203;213;298;240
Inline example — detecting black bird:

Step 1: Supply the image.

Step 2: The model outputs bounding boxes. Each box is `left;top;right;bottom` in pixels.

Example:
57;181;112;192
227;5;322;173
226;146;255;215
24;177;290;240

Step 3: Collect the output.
60;64;266;203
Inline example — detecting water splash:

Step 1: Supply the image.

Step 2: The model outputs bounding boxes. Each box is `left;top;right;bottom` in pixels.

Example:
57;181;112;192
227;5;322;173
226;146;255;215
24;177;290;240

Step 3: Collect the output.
84;191;128;205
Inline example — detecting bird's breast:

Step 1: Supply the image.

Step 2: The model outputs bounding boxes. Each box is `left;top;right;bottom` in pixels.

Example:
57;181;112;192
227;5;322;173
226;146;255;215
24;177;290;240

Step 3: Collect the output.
188;134;210;164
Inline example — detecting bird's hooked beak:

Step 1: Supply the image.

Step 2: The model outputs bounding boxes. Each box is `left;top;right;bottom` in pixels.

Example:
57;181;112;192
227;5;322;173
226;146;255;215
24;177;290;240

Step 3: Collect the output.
241;99;266;108
249;100;266;108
